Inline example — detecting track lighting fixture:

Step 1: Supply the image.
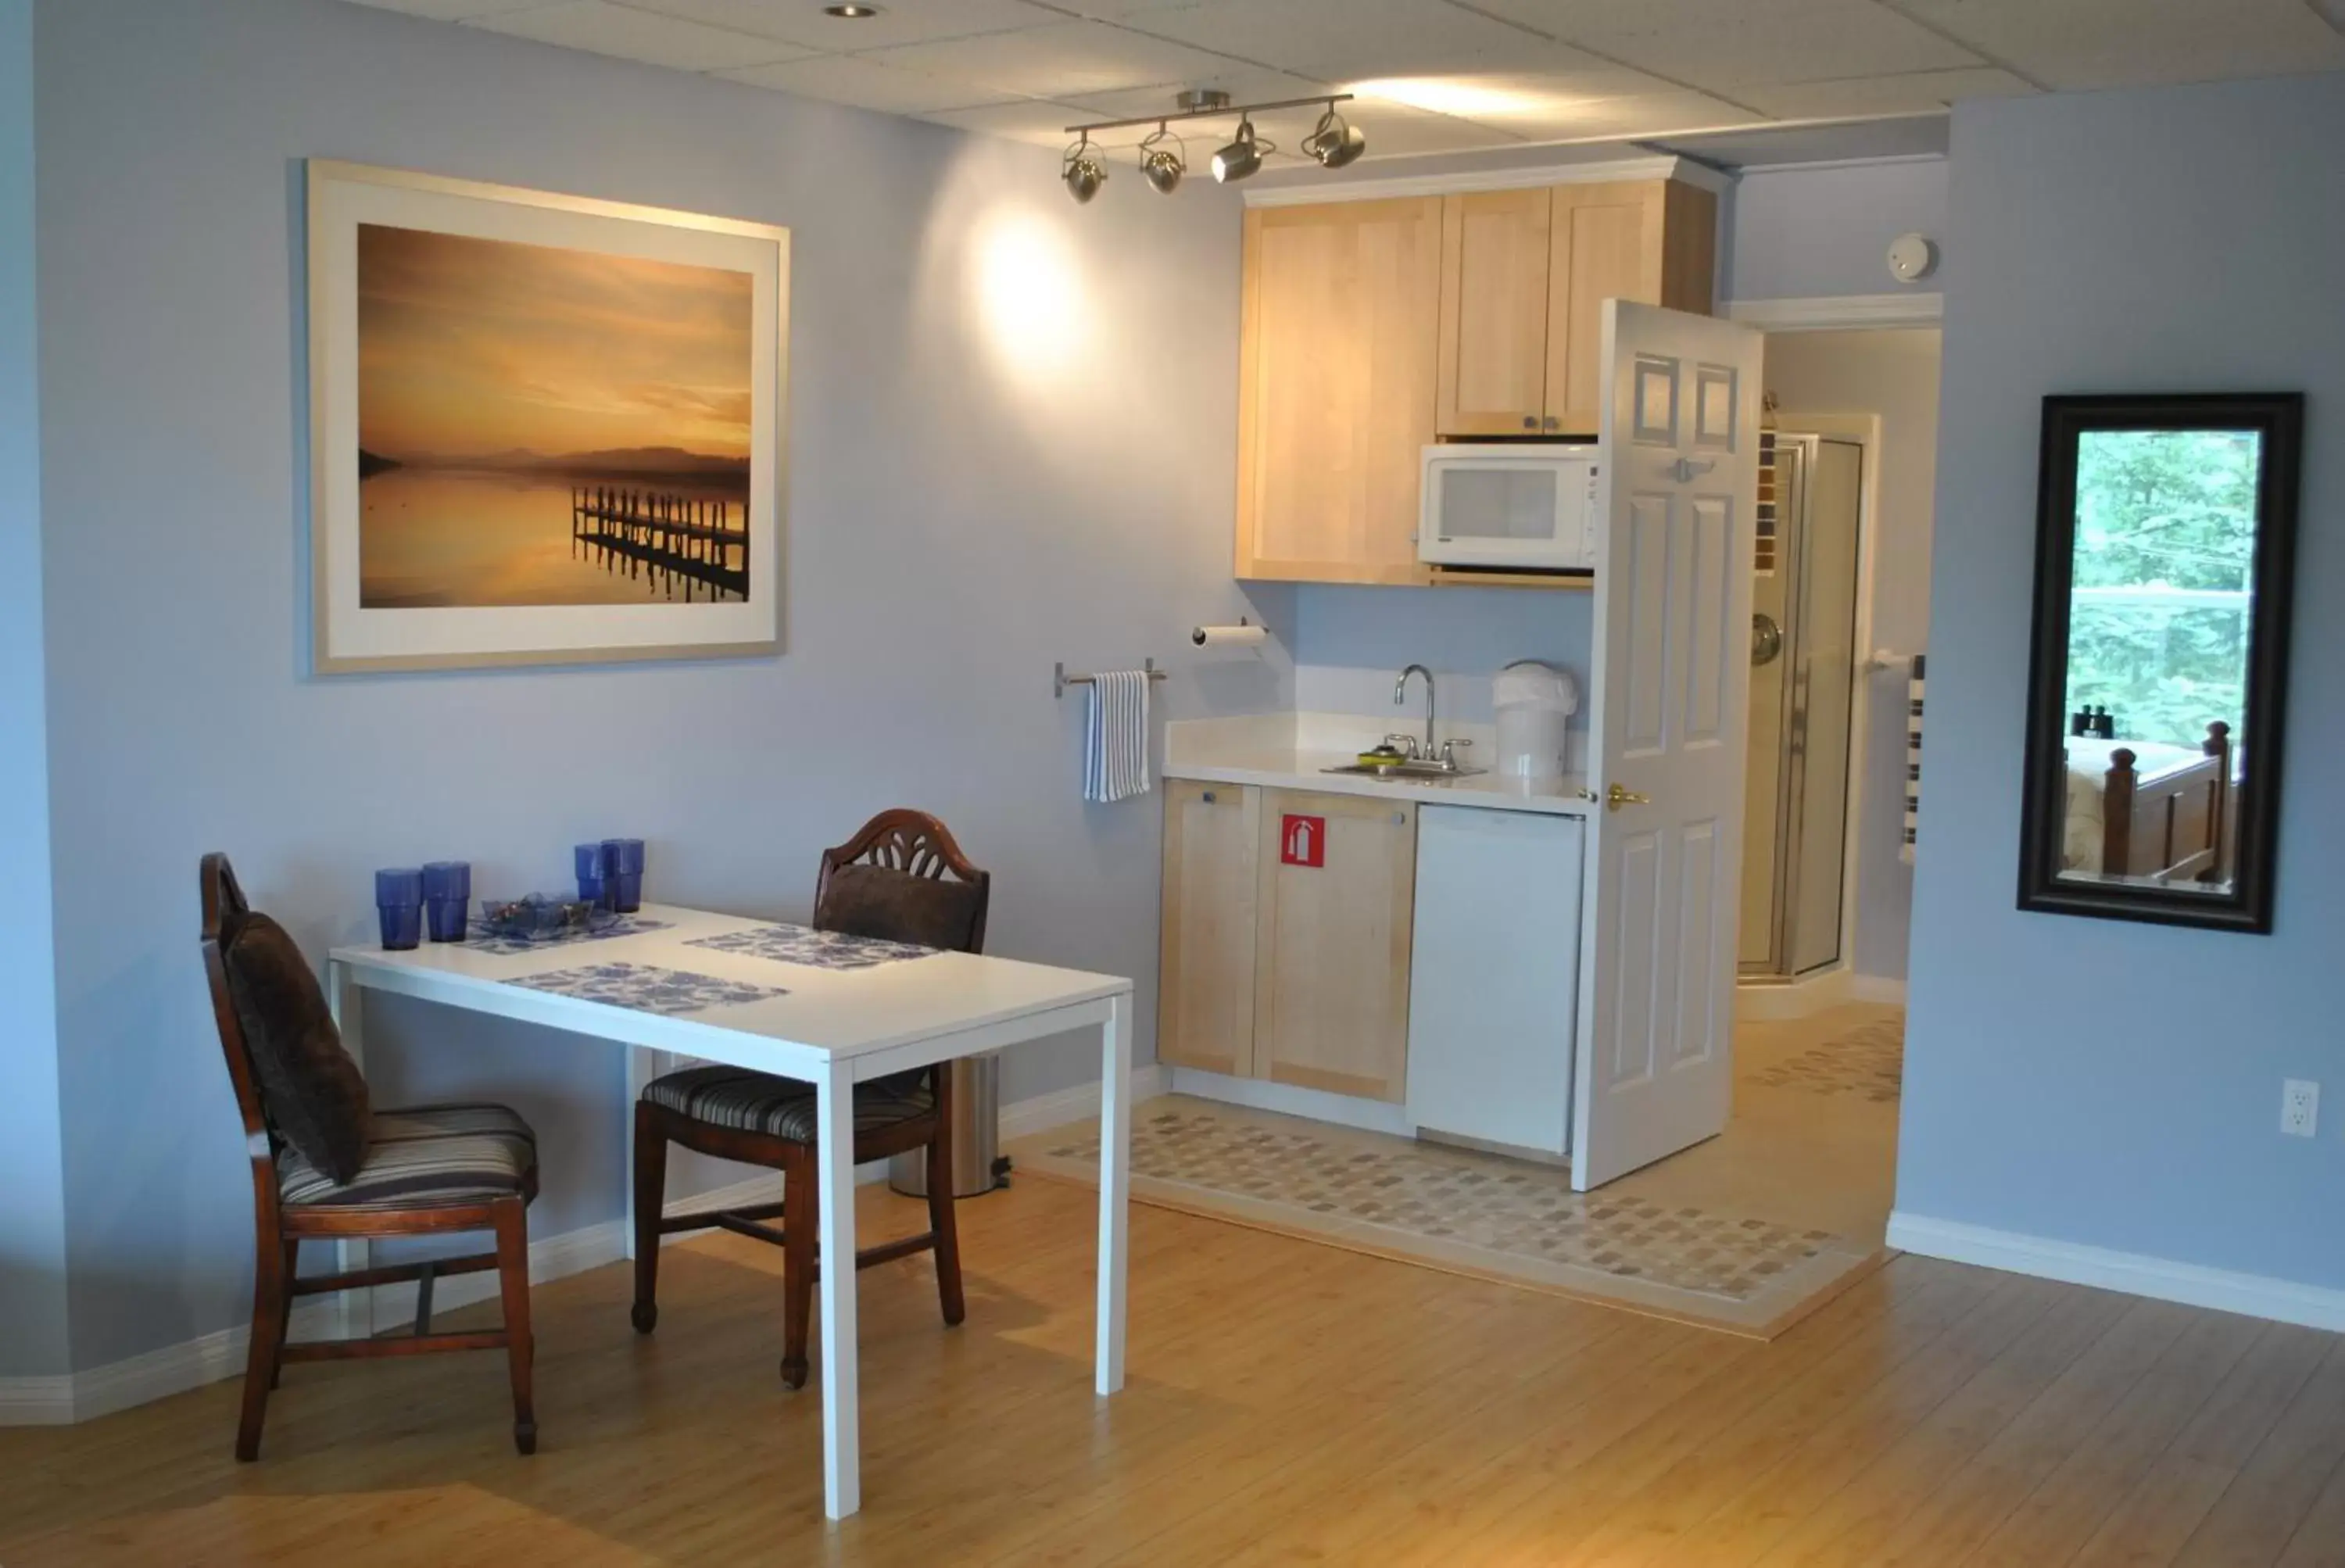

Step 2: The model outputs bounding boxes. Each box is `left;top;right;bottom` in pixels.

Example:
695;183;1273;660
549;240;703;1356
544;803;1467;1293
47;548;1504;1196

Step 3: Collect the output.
1304;106;1366;170
1060;91;1361;203
1139;126;1185;195
1209;119;1264;184
1062;131;1107;204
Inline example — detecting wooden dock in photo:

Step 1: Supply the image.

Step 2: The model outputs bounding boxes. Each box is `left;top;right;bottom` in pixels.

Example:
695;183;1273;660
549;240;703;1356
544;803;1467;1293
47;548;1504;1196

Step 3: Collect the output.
571;485;750;601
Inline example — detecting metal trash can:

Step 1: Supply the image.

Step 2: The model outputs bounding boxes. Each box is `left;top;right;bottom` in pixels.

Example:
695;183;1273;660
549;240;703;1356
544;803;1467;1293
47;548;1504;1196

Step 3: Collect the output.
889;1055;1008;1198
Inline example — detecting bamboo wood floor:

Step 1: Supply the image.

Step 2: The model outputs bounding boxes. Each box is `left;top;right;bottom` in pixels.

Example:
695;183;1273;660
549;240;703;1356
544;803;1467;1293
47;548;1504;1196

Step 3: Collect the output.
3;1178;2340;1566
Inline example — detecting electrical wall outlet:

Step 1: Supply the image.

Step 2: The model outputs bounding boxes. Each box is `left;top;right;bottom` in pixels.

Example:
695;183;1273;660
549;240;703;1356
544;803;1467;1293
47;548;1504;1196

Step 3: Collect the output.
2281;1079;2319;1139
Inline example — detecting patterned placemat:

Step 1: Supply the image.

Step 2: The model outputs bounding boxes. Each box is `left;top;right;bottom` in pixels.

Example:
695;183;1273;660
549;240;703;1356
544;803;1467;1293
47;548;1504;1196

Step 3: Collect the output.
509;961;787;1016
464;913;672;958
684;923;938;971
1011;1097;1884;1338
1749;1018;1905;1103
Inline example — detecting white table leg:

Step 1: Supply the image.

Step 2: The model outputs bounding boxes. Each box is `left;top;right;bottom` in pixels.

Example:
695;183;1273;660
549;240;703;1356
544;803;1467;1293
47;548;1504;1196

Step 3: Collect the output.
816;1058;861;1520
325;959;373;1341
1096;991;1131;1398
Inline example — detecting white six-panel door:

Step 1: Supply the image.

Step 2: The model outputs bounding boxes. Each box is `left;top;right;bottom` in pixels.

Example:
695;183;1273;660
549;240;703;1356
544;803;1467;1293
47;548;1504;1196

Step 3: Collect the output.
1572;301;1763;1191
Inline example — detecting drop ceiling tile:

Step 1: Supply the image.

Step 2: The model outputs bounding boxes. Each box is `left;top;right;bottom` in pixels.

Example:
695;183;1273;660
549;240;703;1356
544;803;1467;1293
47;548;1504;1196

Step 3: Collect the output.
1115;0;1604;84
867;20;1245;98
1885;0;2345;91
1054;67;1333;121
716;54;1021;112
1458;87;1761;141
1242;98;1524;158
467;2;811;70
342;0;550;18
1345;63;1683;116
918;98;1099;149
1569;2;1982;91
1734;66;2033;119
1470;0;1866;36
620;0;1065;50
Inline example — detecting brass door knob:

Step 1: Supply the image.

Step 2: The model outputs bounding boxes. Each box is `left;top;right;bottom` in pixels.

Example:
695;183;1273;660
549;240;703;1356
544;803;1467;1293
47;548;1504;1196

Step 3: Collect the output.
1606;783;1651;811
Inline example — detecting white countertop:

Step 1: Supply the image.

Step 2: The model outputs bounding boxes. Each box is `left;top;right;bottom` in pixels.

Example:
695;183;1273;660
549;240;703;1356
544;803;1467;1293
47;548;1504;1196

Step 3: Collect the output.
1165;713;1595;818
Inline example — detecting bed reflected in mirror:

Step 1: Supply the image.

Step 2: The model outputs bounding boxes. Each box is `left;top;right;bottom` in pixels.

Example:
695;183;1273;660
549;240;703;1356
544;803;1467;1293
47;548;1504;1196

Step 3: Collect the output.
2020;395;2301;932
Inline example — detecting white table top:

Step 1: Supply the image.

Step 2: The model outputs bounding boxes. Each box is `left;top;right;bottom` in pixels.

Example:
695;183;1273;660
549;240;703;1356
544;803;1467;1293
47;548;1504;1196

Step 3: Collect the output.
328;903;1132;1072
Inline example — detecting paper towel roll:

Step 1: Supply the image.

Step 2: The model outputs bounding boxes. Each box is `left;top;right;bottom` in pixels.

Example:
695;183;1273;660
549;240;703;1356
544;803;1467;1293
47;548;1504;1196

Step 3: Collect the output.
1191;622;1268;649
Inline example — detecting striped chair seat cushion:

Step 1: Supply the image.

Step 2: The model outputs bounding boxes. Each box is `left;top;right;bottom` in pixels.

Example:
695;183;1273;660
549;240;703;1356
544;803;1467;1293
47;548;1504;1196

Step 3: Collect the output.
643;1065;934;1143
279;1103;536;1211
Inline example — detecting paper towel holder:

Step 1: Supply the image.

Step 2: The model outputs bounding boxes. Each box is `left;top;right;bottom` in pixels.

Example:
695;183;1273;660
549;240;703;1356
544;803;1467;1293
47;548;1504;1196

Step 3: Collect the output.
1190;617;1263;647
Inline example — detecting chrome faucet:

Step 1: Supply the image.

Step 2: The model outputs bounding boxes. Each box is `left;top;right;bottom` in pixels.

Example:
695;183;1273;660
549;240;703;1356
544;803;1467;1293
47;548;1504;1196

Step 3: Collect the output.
1394;664;1435;757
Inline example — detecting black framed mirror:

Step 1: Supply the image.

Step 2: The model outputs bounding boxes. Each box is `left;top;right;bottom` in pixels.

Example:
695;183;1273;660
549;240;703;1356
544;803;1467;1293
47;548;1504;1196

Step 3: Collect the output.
2017;392;2302;932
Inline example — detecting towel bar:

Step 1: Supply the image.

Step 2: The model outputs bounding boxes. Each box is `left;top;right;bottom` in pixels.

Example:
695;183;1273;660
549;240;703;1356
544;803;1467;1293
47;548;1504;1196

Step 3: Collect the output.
1055;657;1167;700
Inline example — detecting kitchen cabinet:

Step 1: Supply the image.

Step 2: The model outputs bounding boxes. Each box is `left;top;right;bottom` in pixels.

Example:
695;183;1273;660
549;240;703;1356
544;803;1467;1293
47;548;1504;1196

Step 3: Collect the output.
1235;173;1715;586
1433;178;1717;441
1234;198;1441;587
1405;807;1585;1157
1252;791;1416;1103
1155;779;1261;1078
1155;785;1417;1103
1436;188;1555;437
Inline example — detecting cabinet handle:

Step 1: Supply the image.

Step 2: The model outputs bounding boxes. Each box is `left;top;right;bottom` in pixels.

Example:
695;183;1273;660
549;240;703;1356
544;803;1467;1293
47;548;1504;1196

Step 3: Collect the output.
1520;415;1538;430
1391;811;1407;826
1543;415;1560;431
1201;789;1217;804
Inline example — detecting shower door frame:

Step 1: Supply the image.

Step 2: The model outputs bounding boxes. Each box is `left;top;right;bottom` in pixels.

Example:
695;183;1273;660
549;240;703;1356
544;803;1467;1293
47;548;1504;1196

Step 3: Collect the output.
1740;415;1883;986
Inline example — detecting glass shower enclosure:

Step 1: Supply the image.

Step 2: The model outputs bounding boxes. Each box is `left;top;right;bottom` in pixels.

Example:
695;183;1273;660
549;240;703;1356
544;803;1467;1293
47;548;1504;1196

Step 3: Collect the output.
1740;433;1864;980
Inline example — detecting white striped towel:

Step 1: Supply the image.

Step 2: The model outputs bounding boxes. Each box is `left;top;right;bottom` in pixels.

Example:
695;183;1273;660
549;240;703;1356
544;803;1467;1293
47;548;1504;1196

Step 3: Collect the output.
1082;671;1152;804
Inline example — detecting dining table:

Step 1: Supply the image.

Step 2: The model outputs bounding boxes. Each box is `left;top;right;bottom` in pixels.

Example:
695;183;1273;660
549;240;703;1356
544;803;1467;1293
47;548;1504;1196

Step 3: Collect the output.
324;902;1134;1521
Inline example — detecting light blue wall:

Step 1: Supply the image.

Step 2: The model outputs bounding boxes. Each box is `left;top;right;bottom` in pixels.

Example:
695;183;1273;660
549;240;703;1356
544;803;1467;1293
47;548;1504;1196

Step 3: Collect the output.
1727;157;1948;303
36;0;1280;1370
1899;74;2345;1291
0;0;70;1384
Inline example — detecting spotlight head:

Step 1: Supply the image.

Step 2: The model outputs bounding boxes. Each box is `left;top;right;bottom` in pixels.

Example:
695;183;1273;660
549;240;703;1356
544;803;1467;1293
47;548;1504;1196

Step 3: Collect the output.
1306;107;1366;169
1139;127;1185;195
1062;135;1107;204
1210;118;1263;184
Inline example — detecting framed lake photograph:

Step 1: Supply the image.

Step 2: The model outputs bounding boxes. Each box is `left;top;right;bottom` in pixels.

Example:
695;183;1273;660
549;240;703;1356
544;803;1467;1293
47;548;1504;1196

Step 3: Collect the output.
306;161;789;672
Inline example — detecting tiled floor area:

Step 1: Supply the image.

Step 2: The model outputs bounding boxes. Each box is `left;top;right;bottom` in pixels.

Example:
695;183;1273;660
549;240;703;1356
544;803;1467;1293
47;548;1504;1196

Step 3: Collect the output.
1013;1001;1906;1336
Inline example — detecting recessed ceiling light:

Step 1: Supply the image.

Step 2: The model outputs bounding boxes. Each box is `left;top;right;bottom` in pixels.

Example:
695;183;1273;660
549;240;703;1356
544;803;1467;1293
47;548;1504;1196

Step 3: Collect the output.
824;4;883;16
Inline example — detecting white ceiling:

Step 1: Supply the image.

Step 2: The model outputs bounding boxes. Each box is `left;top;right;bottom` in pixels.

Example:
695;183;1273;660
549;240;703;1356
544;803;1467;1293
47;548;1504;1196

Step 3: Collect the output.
344;0;2345;168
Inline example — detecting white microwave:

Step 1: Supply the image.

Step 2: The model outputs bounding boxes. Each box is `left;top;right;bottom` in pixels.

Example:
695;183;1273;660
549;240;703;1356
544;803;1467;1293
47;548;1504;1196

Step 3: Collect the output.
1418;443;1602;573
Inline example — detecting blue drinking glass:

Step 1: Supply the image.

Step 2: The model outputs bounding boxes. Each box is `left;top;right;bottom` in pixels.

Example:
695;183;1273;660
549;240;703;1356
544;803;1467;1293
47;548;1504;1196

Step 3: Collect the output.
610;872;643;915
603;838;646;872
375;867;424;907
575;843;611;908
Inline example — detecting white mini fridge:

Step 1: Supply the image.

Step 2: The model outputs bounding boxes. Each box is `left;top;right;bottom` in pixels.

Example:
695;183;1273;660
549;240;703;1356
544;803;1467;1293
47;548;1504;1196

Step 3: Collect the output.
1405;807;1586;1158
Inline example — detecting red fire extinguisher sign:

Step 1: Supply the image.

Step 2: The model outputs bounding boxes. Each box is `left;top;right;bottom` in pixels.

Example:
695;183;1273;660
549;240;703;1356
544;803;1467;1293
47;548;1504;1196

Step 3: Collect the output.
1280;814;1326;868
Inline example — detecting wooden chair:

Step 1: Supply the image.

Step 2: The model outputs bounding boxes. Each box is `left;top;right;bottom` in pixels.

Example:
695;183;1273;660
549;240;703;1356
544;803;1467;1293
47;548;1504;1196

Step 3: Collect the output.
630;809;990;1387
200;853;541;1459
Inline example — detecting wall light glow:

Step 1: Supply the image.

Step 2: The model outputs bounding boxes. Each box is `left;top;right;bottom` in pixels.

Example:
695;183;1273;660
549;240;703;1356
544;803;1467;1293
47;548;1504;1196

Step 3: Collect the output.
1348;77;1544;117
970;209;1086;388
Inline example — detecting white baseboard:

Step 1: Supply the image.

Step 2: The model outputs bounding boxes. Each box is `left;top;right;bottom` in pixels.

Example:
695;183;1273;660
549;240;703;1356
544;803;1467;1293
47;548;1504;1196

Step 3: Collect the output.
0;1375;76;1427
1887;1211;2345;1334
2;1069;1172;1426
1166;1065;1414;1137
1002;1063;1168;1142
1736;968;1906;1021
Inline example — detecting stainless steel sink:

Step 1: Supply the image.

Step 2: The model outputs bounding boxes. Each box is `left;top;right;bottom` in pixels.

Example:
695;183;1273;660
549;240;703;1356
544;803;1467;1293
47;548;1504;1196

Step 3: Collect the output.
1321;761;1488;782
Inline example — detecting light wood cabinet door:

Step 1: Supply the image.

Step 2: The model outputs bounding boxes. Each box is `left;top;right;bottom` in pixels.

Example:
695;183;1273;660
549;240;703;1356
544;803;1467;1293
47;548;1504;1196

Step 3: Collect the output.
1252;791;1416;1103
1156;781;1261;1078
1235;199;1441;586
1544;179;1717;437
1436;189;1553;437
